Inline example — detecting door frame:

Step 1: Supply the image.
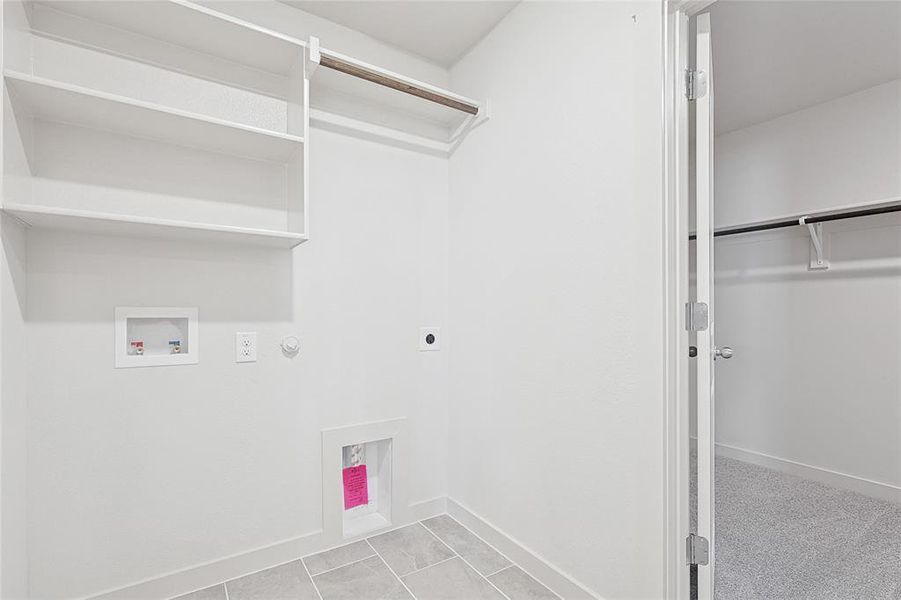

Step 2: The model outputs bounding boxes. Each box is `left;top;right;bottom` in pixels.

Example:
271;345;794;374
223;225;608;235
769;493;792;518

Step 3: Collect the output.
662;1;716;598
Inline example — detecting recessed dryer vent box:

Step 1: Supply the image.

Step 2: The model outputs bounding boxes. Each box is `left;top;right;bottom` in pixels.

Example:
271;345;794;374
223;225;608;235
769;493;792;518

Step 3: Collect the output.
321;418;407;544
341;439;392;539
115;307;198;368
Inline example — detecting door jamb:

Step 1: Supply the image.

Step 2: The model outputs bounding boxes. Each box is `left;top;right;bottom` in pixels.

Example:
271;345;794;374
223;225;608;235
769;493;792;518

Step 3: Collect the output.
663;1;715;598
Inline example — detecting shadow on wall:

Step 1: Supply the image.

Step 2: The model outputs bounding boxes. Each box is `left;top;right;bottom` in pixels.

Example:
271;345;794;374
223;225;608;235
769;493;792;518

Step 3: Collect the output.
2;216;27;315
31;121;289;214
24;229;295;324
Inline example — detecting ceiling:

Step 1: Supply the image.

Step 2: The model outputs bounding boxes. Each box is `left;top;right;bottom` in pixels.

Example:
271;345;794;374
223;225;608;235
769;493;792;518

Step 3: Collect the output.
710;0;901;134
282;1;518;66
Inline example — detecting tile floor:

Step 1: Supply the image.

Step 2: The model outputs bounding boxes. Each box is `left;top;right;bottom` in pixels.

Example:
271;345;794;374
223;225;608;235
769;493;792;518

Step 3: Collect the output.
691;452;901;600
173;515;560;600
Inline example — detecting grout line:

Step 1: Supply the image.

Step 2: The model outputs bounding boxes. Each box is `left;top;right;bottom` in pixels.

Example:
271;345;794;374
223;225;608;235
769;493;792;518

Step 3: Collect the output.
214;555;308;589
400;555;458;578
483;564;514;579
369;543;419;600
436;513;562;600
427;514;516;566
418;520;513;600
301;537;377;561
169;581;229;600
364;538;378;555
303;551;378;578
299;555;325;600
419;517;505;569
169;519;449;599
364;520;424;541
172;512;560;600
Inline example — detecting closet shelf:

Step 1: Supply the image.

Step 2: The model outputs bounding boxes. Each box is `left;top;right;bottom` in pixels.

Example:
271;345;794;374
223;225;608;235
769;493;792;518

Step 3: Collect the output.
4;71;304;162
35;0;307;76
1;204;307;249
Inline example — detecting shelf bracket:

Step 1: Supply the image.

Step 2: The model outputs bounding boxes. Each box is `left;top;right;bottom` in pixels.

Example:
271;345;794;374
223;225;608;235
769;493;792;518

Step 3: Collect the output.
799;217;829;270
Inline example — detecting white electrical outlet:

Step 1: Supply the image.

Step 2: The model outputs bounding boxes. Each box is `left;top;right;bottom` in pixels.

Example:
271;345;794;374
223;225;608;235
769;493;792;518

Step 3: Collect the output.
419;327;441;351
235;332;257;363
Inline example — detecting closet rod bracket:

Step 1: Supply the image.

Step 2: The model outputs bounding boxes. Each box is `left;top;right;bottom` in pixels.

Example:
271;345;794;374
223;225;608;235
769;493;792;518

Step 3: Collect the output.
799;217;829;270
307;36;321;77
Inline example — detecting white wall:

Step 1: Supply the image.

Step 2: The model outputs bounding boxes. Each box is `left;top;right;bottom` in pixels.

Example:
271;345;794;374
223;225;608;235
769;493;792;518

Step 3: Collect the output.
1;1;32;594
715;79;901;228
18;3;452;596
11;3;674;598
709;80;901;492
24;125;449;600
1;217;28;600
447;3;666;598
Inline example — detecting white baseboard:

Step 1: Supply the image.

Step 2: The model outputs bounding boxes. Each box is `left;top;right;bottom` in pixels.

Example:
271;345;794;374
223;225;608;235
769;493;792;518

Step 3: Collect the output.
712;442;901;504
446;498;600;600
84;496;447;600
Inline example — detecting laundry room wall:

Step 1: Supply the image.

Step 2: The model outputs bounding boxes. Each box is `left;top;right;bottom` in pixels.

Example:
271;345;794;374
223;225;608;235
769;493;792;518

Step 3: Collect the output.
448;2;668;598
18;3;453;597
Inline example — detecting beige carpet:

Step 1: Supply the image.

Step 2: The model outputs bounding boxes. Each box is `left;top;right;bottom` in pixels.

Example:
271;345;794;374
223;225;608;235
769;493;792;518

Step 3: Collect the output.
690;452;901;600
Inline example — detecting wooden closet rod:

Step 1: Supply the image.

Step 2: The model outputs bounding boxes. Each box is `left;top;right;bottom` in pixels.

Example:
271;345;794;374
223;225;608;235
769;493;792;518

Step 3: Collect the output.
319;54;480;116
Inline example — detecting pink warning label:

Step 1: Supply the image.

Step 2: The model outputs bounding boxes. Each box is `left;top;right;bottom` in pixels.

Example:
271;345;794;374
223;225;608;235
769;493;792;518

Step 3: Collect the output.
343;465;369;510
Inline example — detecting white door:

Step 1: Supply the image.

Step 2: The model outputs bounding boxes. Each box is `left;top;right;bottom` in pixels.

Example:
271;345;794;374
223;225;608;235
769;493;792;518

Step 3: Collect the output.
694;11;715;600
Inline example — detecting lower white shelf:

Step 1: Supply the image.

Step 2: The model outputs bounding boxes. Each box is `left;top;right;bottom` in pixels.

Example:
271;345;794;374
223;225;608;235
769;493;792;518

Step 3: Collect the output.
2;204;307;248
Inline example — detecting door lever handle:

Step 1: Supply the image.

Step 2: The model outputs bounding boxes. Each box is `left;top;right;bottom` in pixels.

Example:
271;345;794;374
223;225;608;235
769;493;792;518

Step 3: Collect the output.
714;346;734;360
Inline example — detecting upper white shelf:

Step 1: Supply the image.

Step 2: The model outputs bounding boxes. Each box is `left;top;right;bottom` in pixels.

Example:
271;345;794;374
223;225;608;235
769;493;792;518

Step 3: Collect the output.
2;203;307;249
35;0;307;76
712;197;901;234
4;71;304;162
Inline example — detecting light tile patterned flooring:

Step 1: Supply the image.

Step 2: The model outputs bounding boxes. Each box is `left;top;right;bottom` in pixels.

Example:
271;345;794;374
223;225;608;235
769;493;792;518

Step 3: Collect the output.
173;515;560;600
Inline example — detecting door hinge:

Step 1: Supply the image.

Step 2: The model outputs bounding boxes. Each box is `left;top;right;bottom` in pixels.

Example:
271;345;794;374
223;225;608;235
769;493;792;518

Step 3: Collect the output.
685;69;708;100
685;302;709;332
686;533;709;566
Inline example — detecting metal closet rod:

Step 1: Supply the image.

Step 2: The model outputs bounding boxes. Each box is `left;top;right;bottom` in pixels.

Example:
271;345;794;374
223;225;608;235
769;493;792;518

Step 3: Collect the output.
688;203;901;241
318;55;480;116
